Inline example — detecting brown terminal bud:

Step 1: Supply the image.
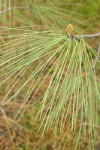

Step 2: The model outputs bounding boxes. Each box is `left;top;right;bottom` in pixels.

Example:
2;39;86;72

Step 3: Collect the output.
66;24;74;34
82;72;87;79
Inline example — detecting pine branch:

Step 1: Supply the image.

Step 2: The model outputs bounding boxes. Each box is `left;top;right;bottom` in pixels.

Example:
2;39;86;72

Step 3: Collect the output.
76;32;100;38
67;32;100;42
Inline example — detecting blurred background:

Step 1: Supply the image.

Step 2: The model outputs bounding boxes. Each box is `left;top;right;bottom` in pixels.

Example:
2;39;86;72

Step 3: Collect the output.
0;0;100;150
